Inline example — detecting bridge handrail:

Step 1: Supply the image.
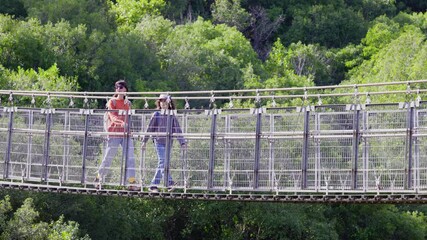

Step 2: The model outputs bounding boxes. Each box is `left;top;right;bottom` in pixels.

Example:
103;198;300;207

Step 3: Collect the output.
0;79;426;102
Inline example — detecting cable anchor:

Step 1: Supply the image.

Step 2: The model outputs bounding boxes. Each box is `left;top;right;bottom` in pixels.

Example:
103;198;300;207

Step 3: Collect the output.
317;94;322;106
8;91;13;106
31;94;36;107
365;92;371;105
69;96;74;108
271;95;277;108
228;96;234;109
209;91;216;109
144;97;149;109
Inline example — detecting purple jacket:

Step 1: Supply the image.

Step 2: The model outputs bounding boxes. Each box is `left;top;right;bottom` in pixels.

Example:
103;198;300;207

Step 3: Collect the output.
142;111;186;145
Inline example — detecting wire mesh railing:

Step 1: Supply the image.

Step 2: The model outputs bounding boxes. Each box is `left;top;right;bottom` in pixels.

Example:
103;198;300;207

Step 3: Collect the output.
0;80;427;200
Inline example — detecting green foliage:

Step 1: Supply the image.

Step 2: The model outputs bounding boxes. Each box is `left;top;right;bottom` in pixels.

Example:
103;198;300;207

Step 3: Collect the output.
91;30;162;94
338;13;427;104
165;0;213;22
346;0;397;21
49;216;91;240
285;3;367;48
211;0;250;31
396;0;427;12
1;198;48;239
0;16;102;90
361;15;401;58
0;0;27;19
267;40;340;86
2;64;79;107
329;205;427;240
0;196;89;240
22;0;115;33
158;17;262;91
109;0;166;29
0;195;12;233
134;15;175;52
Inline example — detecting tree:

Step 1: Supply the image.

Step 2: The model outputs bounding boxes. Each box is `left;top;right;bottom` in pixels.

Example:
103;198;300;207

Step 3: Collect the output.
211;0;250;32
91;30;163;95
285;4;367;48
396;0;427;12
163;0;215;23
108;0;166;29
22;0;115;33
265;39;336;86
0;197;89;240
134;15;175;52
361;15;401;58
329;205;427;239
338;13;427;104
2;64;79;107
345;0;397;21
0;0;27;19
158;17;262;92
246;6;284;60
0;15;102;92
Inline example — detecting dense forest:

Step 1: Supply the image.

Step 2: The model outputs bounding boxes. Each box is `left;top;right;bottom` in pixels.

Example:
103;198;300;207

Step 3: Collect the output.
1;0;427;239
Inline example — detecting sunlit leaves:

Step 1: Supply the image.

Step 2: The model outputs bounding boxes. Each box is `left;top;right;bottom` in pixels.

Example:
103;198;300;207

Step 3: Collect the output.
158;17;261;91
109;0;166;29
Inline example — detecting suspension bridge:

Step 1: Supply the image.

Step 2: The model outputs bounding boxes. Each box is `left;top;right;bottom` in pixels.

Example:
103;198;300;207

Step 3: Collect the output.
1;80;427;203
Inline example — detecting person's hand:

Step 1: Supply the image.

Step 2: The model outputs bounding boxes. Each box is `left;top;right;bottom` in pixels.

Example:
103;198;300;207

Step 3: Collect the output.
141;142;147;151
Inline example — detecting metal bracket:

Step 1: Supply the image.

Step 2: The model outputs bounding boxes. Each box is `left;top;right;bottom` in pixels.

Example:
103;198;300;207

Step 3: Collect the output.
41;108;56;114
205;109;222;115
119;109;135;115
250;108;266;114
79;109;94;115
161;109;177;115
3;107;17;112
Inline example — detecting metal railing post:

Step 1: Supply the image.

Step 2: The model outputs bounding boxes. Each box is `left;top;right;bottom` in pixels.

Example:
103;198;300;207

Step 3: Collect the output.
163;109;173;188
26;109;34;180
301;106;311;189
207;109;219;189
224;115;231;189
352;104;361;189
3;107;15;179
268;114;274;190
42;108;53;182
314;111;320;191
121;110;131;185
80;109;91;184
406;102;415;189
362;108;368;192
253;108;263;189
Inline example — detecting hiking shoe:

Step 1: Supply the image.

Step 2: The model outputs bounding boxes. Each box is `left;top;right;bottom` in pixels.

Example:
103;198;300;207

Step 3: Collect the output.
94;177;101;190
149;186;159;193
167;181;177;192
127;185;141;191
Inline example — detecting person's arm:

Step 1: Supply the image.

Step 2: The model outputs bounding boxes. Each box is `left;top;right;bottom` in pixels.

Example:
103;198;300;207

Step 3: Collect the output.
172;115;186;147
142;112;158;145
107;99;125;127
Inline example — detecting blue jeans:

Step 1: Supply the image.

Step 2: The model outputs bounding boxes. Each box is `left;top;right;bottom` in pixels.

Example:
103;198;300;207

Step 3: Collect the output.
151;142;173;185
98;137;136;182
